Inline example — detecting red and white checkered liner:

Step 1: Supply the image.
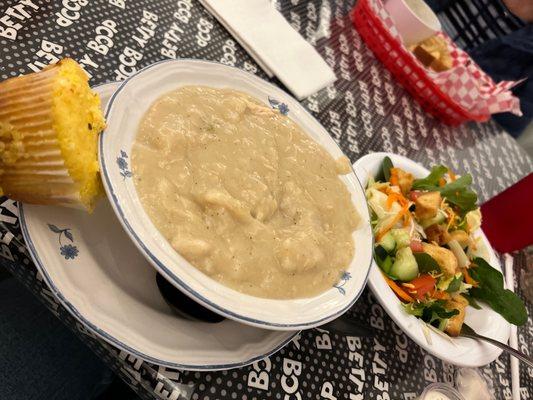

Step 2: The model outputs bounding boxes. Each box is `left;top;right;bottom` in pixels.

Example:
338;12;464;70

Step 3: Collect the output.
370;0;522;117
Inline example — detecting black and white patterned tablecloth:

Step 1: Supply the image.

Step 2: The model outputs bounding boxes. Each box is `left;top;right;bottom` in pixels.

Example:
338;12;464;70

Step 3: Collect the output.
0;0;532;399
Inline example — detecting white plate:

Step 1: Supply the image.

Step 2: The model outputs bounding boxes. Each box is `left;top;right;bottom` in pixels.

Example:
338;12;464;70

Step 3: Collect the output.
19;82;296;370
99;60;373;330
353;152;511;367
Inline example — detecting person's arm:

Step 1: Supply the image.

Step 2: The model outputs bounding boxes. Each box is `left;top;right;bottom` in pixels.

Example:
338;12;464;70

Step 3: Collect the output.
503;0;533;22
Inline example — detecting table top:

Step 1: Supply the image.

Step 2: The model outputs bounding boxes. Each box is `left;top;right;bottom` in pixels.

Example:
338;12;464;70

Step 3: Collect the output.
1;0;532;399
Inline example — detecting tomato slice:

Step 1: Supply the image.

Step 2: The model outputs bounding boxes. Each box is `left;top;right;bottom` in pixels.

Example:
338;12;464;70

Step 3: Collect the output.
409;190;421;201
406;274;436;300
410;240;424;253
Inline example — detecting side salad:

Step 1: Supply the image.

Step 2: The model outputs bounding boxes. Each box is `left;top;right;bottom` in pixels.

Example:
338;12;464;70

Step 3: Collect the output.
367;157;527;337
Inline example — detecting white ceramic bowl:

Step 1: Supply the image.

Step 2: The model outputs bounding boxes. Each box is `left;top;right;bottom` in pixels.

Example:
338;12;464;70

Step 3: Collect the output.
20;83;297;370
353;152;510;367
99;60;373;330
385;0;441;46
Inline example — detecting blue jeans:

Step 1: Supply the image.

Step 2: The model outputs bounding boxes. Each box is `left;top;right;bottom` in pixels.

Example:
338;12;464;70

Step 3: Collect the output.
0;277;114;400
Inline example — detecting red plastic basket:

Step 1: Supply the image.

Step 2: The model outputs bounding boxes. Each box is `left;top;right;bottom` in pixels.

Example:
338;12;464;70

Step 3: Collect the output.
351;0;489;125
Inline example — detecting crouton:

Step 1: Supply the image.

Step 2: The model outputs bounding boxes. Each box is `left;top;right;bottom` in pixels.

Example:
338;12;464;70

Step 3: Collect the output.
445;294;468;337
425;224;450;245
415;191;442;220
447;230;470;248
396;169;414;194
422;243;458;276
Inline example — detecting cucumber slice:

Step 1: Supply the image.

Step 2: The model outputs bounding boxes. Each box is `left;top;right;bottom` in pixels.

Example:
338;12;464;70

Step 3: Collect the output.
390;247;419;281
381;256;393;274
390;228;410;249
378;232;395;253
374;245;393;274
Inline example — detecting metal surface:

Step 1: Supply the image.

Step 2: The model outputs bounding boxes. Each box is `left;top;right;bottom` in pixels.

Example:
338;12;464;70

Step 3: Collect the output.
461;324;533;368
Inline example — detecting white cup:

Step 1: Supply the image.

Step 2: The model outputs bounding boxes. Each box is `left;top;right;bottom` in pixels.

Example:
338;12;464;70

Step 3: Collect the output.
385;0;442;46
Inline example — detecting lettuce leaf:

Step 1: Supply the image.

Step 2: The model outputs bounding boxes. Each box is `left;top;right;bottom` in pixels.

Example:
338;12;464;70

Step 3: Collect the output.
412;165;448;189
412;165;478;214
445;275;463;293
414;252;440;273
440;175;478;213
469;257;527;326
463;294;482;310
403;300;459;328
375;156;394;182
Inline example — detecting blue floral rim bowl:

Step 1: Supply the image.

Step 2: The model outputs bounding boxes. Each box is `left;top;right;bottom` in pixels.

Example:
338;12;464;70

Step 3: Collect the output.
98;60;373;330
19;83;298;370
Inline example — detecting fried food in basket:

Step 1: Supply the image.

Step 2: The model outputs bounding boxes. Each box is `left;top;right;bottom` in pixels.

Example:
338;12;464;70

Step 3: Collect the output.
410;35;453;72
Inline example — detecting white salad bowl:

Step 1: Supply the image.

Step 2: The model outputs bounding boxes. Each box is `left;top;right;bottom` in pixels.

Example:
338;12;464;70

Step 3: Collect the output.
353;152;511;367
99;60;373;330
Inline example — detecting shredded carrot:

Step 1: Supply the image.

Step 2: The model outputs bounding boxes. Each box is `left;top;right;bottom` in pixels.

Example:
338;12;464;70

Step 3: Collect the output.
403;211;411;227
446;209;456;231
431;290;451;300
383;273;414;302
386;192;407;210
448;169;457;182
376;203;410;241
386;193;397;210
439;177;446;187
380;186;412;234
390;168;400;187
464;269;478;287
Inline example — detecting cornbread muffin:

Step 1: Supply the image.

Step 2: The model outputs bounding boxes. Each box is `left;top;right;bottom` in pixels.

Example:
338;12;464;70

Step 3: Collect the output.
0;58;105;211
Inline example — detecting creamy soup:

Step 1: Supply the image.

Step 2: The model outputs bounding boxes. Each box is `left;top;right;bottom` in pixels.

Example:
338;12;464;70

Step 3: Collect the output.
132;86;359;299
